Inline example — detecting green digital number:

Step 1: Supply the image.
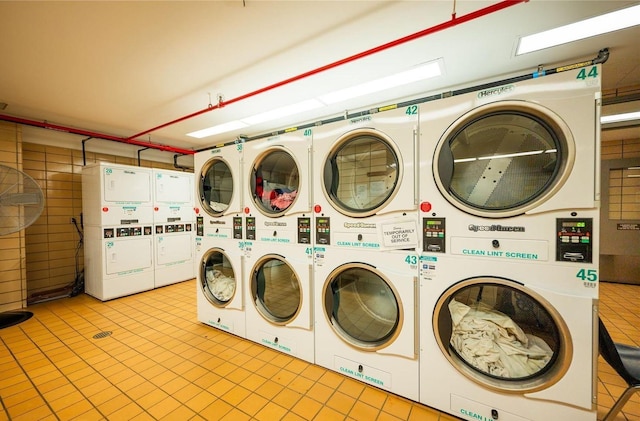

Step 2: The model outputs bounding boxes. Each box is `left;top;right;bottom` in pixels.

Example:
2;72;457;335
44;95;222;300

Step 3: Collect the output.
405;105;418;115
577;268;598;282
577;66;598;80
405;255;417;265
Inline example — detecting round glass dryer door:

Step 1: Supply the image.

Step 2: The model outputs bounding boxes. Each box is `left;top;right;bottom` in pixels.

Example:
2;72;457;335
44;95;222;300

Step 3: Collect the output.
323;264;402;350
433;278;571;392
250;255;301;325
323;129;401;217
201;249;237;308
250;148;299;216
199;158;234;216
433;102;574;218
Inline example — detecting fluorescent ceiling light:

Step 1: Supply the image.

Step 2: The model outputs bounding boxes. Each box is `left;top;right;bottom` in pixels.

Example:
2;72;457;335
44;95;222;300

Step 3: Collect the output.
516;4;640;55
601;111;640;124
319;60;442;104
241;99;324;125
187;120;248;138
187;60;443;139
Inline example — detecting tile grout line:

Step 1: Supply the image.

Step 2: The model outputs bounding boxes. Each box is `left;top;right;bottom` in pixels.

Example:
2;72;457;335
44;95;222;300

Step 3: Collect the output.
23;301;151;419
0;395;12;421
0;334;60;421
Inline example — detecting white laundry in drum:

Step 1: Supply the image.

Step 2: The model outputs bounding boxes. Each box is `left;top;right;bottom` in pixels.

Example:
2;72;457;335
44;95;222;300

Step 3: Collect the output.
448;299;553;378
206;268;236;302
209;201;227;213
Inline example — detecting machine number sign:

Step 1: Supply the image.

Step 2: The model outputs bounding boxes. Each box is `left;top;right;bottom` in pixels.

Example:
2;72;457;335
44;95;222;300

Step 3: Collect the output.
576;66;598;81
577;268;598;288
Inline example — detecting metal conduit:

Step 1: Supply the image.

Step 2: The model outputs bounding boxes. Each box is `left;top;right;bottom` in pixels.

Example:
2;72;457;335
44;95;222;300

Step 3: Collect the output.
126;0;528;140
0;0;527;154
0;113;195;155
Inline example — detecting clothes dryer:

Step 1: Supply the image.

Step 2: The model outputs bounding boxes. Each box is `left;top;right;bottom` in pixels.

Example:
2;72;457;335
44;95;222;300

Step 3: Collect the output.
195;144;244;240
244;240;314;362
82;162;154;227
419;253;598;420
418;65;601;255
314;247;419;400
196;236;246;338
312;106;419;252
194;145;246;337
152;169;195;287
244;130;312;245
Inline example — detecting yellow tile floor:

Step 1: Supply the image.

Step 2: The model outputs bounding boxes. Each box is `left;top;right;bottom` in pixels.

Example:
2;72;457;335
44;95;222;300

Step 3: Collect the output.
1;280;638;421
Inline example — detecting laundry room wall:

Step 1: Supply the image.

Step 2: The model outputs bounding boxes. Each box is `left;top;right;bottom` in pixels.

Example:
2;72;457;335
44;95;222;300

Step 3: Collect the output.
0;121;27;312
600;136;640;285
15;135;191;303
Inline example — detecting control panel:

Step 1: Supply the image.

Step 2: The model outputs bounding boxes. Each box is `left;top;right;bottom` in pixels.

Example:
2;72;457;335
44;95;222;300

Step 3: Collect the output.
298;217;311;244
422;218;445;253
245;217;256;240
315;217;330;245
154;223;192;234
556;218;593;263
233;216;243;239
104;226;152;238
196;216;204;237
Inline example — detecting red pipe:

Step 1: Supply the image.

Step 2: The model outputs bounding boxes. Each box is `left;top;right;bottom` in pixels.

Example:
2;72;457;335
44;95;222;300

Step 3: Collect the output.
128;0;528;140
0;113;195;155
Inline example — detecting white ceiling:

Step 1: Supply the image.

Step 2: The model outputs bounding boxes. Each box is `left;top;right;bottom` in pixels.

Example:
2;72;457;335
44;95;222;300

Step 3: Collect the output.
1;0;639;156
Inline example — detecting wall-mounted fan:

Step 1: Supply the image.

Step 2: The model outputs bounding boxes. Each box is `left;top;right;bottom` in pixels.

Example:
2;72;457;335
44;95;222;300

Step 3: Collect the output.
0;164;45;236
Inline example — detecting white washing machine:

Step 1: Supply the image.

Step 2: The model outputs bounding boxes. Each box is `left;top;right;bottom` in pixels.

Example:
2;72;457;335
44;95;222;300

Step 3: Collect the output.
196;236;246;338
243;130;313;245
417;66;601;419
82;163;155;300
313;246;419;401
312;106;419;252
244;240;314;363
418;65;602;252
152;169;195;287
419;254;598;420
194;144;247;337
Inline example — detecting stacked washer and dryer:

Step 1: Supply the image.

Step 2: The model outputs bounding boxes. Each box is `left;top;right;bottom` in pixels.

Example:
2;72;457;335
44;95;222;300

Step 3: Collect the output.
83;163;196;301
311;106;421;401
417;66;601;420
82;163;155;301
191;62;602;418
242;131;316;363
195;144;247;338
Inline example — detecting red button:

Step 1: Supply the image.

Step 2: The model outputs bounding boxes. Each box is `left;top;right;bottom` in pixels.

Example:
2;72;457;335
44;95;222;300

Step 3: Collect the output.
194;208;200;214
314;204;322;213
102;207;108;212
244;207;250;214
420;202;432;212
154;207;159;211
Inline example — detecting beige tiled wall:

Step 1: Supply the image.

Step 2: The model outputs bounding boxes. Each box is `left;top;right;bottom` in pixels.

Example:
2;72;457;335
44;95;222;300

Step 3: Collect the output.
601;138;640;160
19;142;184;301
0;121;27;312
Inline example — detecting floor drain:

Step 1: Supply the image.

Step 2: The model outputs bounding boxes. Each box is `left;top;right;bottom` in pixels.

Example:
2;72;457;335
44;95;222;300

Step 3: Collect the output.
93;331;112;339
